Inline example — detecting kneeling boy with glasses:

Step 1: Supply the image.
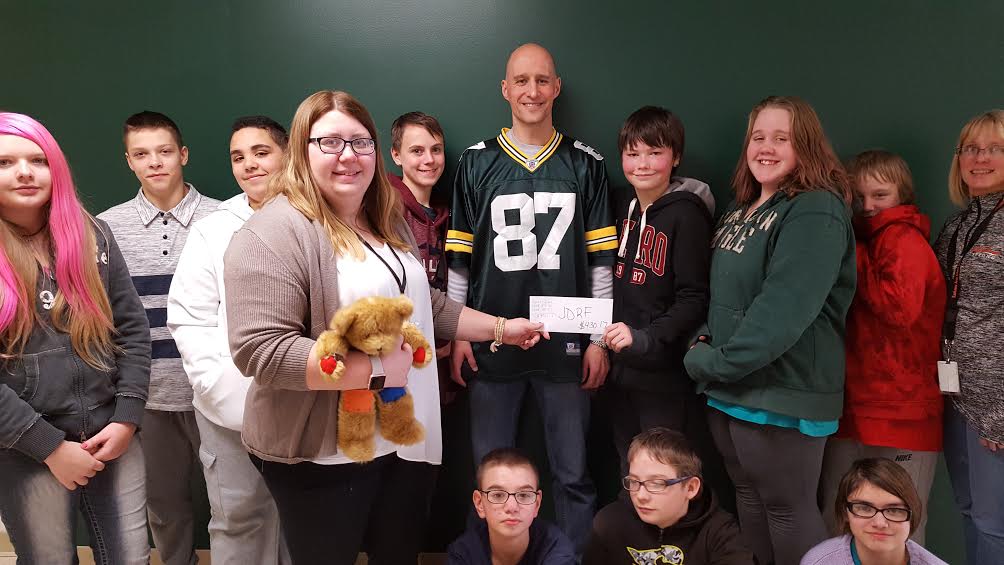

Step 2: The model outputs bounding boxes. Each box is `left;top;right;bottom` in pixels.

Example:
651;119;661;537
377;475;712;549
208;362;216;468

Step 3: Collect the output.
448;448;576;564
584;428;753;564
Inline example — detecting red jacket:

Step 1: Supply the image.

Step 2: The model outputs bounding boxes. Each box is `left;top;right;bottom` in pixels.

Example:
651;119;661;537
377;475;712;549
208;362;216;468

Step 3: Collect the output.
838;205;946;451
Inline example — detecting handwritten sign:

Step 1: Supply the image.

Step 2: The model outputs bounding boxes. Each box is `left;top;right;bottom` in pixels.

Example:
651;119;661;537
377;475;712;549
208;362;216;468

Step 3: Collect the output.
529;296;613;335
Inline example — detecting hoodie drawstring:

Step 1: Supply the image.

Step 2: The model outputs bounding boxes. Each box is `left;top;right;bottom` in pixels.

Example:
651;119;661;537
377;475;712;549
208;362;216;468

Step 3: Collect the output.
616;197;649;262
617;198;637;259
634;207;649;261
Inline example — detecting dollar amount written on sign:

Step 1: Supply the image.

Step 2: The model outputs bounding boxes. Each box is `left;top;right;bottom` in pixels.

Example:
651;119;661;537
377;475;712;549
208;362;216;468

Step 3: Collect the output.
528;296;613;335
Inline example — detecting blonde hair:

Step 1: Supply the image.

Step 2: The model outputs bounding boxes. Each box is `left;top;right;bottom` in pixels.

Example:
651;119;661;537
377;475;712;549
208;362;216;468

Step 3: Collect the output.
267;90;408;258
847;150;916;205
948;109;1004;207
732;96;850;207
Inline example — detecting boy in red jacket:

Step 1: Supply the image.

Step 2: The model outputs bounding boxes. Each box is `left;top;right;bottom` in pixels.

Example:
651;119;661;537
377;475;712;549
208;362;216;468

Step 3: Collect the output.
820;150;946;543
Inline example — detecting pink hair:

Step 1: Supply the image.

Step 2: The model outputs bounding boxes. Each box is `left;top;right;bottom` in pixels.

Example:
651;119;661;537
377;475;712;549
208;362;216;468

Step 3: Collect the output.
0;112;110;332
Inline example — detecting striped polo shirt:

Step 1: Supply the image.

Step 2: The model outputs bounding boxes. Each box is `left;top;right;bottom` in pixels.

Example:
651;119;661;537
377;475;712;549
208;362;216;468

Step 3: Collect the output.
98;184;221;411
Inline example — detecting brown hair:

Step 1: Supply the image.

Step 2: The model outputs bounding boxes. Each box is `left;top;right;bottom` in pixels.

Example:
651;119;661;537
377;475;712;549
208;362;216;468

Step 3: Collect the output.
266;90;407;258
618;106;686;173
627;427;702;480
476;448;539;489
390;112;445;152
731;96;850;207
948;109;1004;207
123;110;184;148
833;458;923;536
847;149;916;205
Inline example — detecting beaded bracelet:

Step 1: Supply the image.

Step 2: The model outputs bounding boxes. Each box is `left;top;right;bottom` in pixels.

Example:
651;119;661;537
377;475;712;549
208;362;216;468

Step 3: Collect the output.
489;316;506;353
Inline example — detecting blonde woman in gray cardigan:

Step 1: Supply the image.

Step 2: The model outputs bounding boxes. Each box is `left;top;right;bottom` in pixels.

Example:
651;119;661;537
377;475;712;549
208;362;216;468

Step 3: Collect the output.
223;90;546;565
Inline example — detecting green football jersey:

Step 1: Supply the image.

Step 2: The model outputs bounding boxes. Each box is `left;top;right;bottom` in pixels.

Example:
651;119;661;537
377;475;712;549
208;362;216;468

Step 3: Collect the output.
447;129;617;382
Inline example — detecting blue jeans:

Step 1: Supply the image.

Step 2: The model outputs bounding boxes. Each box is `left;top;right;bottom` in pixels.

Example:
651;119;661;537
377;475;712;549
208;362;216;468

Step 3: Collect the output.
0;438;149;564
468;377;595;552
944;402;1004;564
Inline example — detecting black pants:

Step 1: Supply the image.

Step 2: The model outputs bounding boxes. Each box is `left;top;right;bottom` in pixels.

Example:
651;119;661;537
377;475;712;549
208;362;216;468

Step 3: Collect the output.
708;408;827;565
605;383;734;511
250;453;436;565
608;383;693;476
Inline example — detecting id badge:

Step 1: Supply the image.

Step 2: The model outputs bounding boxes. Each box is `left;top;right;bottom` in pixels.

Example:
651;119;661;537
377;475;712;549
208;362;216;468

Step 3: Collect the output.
938;361;960;394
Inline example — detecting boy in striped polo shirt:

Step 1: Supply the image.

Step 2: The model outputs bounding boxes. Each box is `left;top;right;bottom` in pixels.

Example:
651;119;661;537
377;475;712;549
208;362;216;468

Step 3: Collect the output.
98;111;219;565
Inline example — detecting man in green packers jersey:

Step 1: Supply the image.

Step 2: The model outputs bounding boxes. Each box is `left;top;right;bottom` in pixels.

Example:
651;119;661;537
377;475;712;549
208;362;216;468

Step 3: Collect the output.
446;43;618;553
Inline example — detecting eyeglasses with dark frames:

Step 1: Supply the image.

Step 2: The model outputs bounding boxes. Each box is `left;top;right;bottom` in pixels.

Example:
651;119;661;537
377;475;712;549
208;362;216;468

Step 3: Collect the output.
622;476;693;494
479;489;539;505
309;136;376;155
845;501;912;523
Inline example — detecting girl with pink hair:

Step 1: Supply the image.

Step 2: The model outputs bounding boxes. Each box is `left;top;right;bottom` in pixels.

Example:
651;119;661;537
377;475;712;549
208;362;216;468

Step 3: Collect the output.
0;112;152;563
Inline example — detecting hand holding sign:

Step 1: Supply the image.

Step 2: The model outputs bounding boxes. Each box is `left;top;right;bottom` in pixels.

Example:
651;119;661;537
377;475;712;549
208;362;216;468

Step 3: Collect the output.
529;296;613;334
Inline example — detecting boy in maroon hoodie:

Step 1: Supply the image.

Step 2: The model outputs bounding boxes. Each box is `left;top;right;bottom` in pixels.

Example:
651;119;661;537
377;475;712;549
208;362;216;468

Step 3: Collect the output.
389;112;457;404
819;150;946;544
390;111;450;290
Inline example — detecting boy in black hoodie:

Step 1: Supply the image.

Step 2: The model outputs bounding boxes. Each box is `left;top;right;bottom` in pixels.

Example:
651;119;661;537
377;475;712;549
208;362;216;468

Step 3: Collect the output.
584;428;753;564
602;106;715;473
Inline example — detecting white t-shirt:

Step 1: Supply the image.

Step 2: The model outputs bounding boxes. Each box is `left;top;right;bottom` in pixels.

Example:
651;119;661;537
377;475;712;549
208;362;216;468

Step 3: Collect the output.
311;241;442;465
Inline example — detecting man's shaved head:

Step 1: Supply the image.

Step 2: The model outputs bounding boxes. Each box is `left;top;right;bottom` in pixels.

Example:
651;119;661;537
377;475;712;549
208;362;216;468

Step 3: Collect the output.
505;43;558;79
500;43;562;136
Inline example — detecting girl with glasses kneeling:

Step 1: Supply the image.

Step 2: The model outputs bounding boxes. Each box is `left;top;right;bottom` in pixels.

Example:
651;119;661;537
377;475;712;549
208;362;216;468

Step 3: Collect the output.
801;458;947;565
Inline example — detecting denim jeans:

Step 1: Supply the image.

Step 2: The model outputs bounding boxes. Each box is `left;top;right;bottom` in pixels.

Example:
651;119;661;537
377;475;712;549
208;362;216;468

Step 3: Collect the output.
0;437;149;564
944;401;1004;565
468;377;595;553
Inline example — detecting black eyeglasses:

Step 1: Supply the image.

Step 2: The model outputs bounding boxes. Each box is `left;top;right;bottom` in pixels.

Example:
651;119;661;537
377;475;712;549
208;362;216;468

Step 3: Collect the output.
622;476;692;494
846;501;912;523
479;489;539;505
309;136;376;155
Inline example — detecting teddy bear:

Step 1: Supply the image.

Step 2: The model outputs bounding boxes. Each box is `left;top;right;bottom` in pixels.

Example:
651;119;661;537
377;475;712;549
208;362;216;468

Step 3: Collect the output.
315;295;432;462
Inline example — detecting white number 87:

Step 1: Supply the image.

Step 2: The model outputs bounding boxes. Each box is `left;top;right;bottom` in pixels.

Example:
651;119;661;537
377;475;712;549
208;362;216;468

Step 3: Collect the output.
491;192;576;272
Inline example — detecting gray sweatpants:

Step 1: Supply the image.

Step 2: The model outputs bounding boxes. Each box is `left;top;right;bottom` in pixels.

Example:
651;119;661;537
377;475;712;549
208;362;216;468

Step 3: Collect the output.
819;437;938;544
708;408;828;565
142;409;202;565
194;411;290;565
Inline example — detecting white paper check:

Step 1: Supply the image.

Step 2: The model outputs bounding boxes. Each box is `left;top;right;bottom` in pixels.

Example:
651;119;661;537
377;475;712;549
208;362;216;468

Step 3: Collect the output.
529;296;613;334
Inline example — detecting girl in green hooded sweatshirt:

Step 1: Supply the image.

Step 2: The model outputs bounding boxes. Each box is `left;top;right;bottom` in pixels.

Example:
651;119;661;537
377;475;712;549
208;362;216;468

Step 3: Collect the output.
684;95;856;565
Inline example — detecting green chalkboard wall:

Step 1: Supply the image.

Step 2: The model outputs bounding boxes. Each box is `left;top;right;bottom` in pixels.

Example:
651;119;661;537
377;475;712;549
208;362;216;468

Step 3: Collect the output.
3;1;1002;561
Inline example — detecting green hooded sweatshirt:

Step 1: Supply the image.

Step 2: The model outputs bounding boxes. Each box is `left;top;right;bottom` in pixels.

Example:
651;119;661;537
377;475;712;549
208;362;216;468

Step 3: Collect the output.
684;190;856;420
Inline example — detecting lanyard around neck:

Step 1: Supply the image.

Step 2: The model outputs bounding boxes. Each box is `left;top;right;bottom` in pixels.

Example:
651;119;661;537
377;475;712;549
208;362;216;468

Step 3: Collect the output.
357;235;407;294
942;193;1004;343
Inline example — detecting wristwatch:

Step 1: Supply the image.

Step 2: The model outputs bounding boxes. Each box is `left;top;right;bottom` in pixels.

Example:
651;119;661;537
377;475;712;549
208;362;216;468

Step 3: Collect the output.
368;355;386;390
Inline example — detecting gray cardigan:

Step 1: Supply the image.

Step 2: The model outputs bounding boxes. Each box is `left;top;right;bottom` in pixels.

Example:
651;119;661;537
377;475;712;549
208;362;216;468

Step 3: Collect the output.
224;195;462;463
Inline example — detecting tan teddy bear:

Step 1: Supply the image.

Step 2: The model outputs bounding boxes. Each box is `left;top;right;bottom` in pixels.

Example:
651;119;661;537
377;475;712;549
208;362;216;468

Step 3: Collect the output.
315;295;432;462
